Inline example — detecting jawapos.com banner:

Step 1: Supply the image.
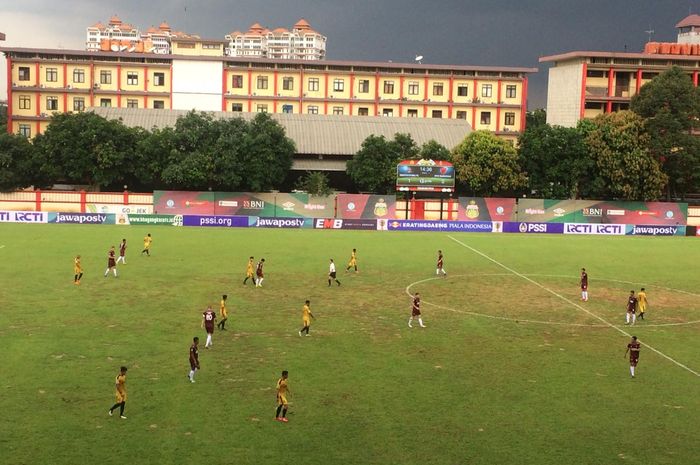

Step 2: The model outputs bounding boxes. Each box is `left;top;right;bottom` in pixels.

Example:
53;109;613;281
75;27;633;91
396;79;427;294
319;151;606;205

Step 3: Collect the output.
153;191;334;218
458;197;516;221
517;199;687;225
336;194;397;219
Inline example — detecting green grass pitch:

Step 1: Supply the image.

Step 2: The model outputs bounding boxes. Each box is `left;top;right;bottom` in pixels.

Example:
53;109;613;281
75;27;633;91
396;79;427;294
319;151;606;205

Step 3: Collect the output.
1;224;698;465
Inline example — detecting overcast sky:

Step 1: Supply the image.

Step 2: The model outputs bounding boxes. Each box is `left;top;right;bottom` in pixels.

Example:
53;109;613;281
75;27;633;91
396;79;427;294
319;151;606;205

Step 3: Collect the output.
0;0;695;108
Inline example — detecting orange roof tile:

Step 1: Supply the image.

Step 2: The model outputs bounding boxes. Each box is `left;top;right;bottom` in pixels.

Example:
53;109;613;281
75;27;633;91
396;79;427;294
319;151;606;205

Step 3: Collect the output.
159;21;171;31
249;23;264;31
109;15;122;25
294;19;311;28
272;27;289;33
677;14;700;28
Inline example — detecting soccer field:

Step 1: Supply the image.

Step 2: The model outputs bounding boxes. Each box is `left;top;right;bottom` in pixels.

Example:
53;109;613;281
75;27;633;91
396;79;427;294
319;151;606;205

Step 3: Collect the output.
1;224;698;465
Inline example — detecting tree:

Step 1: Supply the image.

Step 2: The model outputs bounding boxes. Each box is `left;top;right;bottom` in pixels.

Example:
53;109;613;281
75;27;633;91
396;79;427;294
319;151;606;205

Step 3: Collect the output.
525;109;547;129
418;139;452;162
295;171;332;196
33;112;138;189
346;135;398;193
0;133;35;191
238;113;295;191
583;111;667;201
391;133;419;160
518;123;592;198
631;66;700;199
452;131;527;196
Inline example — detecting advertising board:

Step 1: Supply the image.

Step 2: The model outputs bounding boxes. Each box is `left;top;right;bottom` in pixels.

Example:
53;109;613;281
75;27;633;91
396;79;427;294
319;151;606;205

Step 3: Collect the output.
0;210;48;223
387;220;495;232
563;223;626;235
502;222;564;234
312;218;378;230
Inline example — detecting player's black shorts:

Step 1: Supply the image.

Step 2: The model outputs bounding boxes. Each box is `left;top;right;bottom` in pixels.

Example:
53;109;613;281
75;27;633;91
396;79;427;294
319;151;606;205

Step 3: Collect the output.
329;271;337;279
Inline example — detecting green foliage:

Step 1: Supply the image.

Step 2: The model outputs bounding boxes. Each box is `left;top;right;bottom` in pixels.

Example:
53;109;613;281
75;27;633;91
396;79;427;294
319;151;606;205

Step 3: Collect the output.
347;133;423;193
0;132;36;191
240;113;295;191
418;139;452;162
525;108;547;129
631;67;700;198
32;112;138;188
452;130;527;196
518;124;592;199
584;111;667;201
296;171;332;197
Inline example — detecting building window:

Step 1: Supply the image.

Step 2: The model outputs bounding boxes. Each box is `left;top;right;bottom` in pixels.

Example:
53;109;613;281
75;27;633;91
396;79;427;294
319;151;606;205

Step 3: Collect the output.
457;85;469;97
154;72;166;86
282;104;293;114
282;77;294;91
433;83;444;96
505;85;517;99
358;107;369;116
19;95;31;110
100;70;112;85
46;68;58;82
407;109;418;117
358;79;370;93
153;100;165;109
333;106;343;115
480;111;491;125
256;104;268;113
481;84;493;98
46;97;59;111
504;112;515;126
333;78;344;92
408;81;419;95
127;72;138;86
456;110;467;119
231;74;243;88
382;108;393;117
73;69;85;83
126;99;138;108
73;97;85;112
232;103;243;112
18;67;30;81
100;98;112;107
256;76;268;90
19;124;31;138
383;81;394;94
308;105;319;114
431;110;442;118
308;78;320;92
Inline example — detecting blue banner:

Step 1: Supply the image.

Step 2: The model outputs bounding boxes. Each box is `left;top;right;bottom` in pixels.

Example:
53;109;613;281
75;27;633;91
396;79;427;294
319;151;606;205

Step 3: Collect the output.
387;220;495;232
251;217;312;228
626;225;686;236
503;222;564;234
182;215;249;228
48;212;115;224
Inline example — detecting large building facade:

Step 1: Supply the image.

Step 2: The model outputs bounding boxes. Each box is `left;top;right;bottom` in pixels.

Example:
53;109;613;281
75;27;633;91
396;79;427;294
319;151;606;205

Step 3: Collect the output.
3;46;534;142
541;14;700;127
225;19;326;60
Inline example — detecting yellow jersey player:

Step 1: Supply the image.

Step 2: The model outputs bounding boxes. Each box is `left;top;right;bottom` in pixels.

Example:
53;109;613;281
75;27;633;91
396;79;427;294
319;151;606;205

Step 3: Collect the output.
346;248;358;273
275;370;291;422
298;300;315;336
638;288;648;320
217;294;229;330
243;256;255;285
108;366;128;419
73;255;83;285
141;233;152;256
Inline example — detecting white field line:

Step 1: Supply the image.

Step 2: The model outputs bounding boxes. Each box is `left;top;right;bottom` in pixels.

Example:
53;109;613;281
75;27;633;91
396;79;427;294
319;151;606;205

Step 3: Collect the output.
405;274;700;328
0;245;5;249
447;235;700;378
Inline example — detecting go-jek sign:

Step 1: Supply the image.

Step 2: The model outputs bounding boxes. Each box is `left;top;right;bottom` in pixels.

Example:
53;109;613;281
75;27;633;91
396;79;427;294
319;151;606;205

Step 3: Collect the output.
564;223;625;235
0;210;48;223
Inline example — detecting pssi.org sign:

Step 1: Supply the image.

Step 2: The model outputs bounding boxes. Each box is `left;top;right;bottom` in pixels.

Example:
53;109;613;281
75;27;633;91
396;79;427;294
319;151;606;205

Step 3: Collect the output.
564;223;625;235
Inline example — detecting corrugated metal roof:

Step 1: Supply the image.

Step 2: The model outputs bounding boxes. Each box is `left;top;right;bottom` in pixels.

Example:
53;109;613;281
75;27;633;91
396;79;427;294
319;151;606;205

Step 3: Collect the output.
90;107;472;156
292;159;347;171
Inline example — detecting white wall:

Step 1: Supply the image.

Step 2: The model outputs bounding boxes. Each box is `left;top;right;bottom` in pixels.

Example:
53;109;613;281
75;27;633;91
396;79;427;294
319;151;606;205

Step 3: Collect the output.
171;59;223;111
545;61;584;128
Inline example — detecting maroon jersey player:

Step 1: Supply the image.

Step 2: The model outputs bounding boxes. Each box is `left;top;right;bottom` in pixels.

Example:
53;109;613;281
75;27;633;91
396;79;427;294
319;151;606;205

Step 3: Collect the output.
436;250;446;277
624;336;641;377
116;239;127;265
625;291;638;325
202;306;216;348
104;246;118;278
408;292;426;328
580;268;588;301
255;258;266;288
188;337;200;383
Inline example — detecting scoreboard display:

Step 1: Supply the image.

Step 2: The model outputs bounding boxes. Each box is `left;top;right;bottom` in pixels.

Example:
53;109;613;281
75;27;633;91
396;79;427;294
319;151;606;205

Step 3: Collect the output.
396;161;455;190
